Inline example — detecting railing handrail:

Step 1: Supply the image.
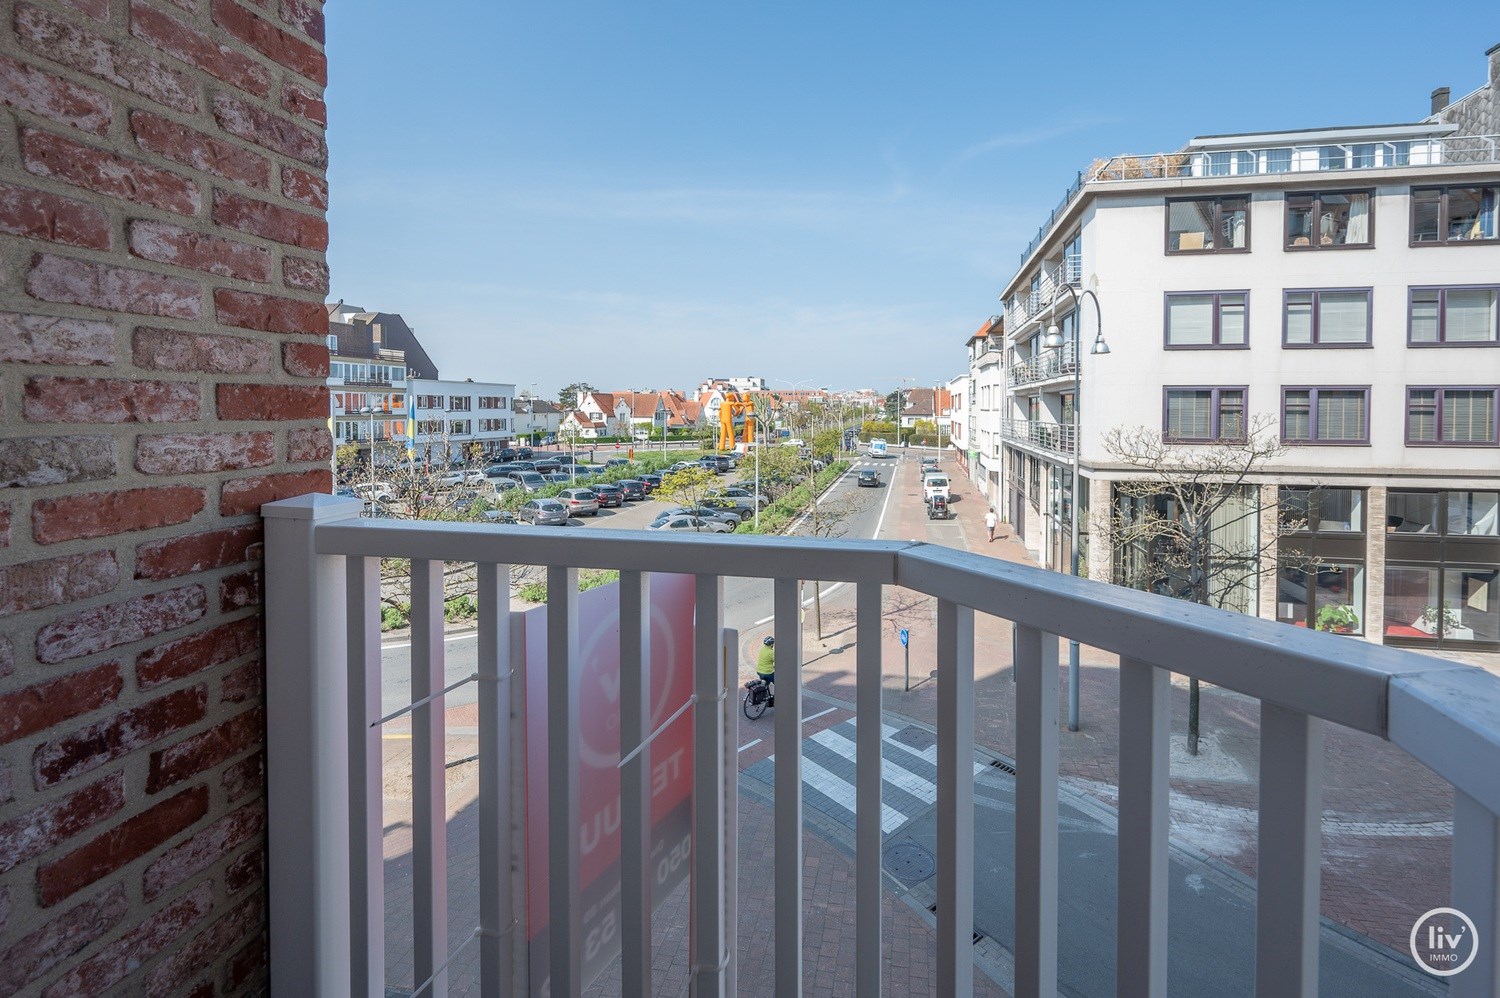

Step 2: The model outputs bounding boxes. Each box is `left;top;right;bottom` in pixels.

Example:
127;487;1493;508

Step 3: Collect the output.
306;501;1481;746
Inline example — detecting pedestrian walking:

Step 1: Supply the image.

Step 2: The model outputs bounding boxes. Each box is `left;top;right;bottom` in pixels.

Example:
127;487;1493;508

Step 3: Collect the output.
985;507;998;542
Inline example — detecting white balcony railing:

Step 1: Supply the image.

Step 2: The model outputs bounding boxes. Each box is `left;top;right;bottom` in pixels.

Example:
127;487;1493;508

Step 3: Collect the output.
263;493;1500;997
1009;343;1077;388
1002;418;1076;455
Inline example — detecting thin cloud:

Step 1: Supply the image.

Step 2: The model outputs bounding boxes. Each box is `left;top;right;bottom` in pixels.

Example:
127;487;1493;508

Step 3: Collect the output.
951;116;1119;167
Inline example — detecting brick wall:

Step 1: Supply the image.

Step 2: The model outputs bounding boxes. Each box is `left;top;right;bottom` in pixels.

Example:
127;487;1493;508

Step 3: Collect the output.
0;1;329;994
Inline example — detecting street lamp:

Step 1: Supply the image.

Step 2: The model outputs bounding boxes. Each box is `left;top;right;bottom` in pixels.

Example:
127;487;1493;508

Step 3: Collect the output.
1043;285;1109;733
358;403;380;513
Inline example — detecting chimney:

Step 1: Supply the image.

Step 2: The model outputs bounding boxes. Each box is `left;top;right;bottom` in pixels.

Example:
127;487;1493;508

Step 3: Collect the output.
1431;86;1451;114
1490;41;1500;89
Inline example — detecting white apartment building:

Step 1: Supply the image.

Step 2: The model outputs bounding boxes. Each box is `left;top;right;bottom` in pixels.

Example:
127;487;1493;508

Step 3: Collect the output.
995;67;1499;654
965;318;1006;500
946;373;969;475
408;378;517;462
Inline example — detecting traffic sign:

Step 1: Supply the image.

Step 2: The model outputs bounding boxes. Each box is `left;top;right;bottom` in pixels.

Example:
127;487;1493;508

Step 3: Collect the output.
899;628;909;647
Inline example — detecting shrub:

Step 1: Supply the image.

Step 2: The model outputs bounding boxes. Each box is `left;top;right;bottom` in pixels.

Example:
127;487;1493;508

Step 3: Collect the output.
381;603;409;631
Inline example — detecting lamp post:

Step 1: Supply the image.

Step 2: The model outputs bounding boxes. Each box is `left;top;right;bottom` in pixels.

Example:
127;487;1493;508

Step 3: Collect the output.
358;403;379;512
1043;285;1109;732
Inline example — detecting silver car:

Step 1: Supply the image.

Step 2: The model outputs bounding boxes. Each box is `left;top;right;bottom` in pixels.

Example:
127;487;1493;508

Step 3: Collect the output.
647;515;733;534
522;498;569;525
558;488;600;517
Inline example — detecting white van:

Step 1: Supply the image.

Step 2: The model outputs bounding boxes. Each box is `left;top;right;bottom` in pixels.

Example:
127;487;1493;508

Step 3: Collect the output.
868;439;888;458
922;473;950;503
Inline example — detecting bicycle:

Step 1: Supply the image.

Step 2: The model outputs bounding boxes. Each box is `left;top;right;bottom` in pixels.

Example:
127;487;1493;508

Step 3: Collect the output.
742;677;774;719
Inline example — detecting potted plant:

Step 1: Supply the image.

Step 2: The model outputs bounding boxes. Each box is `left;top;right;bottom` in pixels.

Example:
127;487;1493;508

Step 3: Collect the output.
1415;602;1462;635
1315;604;1360;634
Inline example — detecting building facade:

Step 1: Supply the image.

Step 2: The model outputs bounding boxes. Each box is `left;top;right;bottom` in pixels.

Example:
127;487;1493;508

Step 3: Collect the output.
965;319;1007;504
408;379;517;462
996;49;1500;653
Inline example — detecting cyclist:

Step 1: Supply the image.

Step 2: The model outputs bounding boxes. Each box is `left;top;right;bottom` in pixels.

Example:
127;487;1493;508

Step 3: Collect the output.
756;636;775;691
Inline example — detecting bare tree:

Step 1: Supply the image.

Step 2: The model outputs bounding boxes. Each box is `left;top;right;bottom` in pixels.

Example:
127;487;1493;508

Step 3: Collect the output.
1101;414;1311;755
798;465;857;638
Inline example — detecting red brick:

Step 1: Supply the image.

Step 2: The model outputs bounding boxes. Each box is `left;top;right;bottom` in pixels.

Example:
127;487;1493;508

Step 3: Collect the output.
225;930;267;991
24;374;200;423
146;891;261;996
132;325;272;374
128;219;271;283
280;254;328;294
211;0;324;83
280;80;325;126
211;91;325;167
136;615;261;688
129;0;271;98
0;885;127;994
15;4;199;114
281;341;327;382
0;311;116;365
136;430;275;475
0;53;112;135
219;468;329;515
225;844;262;892
22;129;201;216
27;254;202;320
32;486;205;546
0;772;125;871
278;0;322;41
0;179;111;250
37;786;209;906
219;567;260;611
215;383;325;423
214;290;326;339
58;0;110;18
130;109;271;189
287;424;332;462
280;165;327;210
147;706;262;793
135;524;262;580
33;686;208;788
0;664;125;754
40;882;213;998
143;799;263;899
211;190;327;250
35;585;206;663
0;435;116;488
220;747;262;799
220;660;261;705
0;550;119;615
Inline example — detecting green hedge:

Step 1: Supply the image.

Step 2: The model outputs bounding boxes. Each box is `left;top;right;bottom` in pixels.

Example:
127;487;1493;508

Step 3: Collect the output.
735;461;850;536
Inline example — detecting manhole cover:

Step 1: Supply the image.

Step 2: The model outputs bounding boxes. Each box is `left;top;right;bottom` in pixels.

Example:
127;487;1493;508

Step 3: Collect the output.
884;842;936;885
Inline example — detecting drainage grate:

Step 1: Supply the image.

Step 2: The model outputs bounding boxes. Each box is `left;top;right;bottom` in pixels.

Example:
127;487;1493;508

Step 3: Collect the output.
989;758;1016;775
885;842;937;885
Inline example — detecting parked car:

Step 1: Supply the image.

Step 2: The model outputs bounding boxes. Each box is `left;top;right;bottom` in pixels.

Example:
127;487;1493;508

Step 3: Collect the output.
922;473;950;503
707;487;765;509
661;505;741;526
509;461;537;472
616;479;646;501
857;469;881;487
533;460;562;474
485;463;524;479
647;514;733;534
516;446;533;459
639;473;663;493
488;478;520;494
481;508;517;524
558;487;600;517
513;471;548;493
927;494;952;520
495;447;518;463
592;483;624;508
521;498;569;525
352;481;397;504
542;472;571;485
605;458;632;469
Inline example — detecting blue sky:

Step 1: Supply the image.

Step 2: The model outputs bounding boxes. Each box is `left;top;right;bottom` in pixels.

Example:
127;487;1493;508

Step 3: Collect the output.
325;2;1495;398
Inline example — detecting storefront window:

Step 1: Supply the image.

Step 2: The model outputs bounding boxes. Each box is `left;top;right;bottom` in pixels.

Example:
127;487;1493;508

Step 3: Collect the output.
1278;563;1365;634
1280;487;1363;533
1385;489;1500;647
1448;492;1500;536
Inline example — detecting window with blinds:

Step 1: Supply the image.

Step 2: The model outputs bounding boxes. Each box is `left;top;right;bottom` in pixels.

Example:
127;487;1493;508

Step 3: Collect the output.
1282;387;1368;444
1166;195;1249;253
1284;289;1371;346
1408;387;1499;445
1409;287;1499;345
1164;388;1245;442
1165;292;1248;347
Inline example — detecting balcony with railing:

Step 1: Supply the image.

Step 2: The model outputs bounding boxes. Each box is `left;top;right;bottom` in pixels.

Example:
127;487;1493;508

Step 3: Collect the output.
263;493;1500;996
1008;342;1077;389
1001;418;1076;456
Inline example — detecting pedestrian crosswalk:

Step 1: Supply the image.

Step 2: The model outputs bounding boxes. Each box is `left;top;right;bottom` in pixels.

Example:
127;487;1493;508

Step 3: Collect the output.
744;719;989;835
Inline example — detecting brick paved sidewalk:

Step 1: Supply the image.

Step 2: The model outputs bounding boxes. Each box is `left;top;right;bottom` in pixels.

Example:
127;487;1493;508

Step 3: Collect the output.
744;454;1460;955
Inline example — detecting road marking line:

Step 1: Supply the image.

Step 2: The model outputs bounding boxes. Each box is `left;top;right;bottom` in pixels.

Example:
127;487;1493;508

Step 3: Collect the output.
738;738;763;753
804;706;838;724
382;632;477;651
752;580;844;625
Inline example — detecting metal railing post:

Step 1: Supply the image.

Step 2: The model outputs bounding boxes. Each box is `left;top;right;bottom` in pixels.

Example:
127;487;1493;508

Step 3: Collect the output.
855;581;884;998
1014;624;1059;997
936;599;975;997
691;574;729;997
1451;792;1500;998
1254;703;1323;997
1116;658;1169;997
262;494;362;998
773;577;804;995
